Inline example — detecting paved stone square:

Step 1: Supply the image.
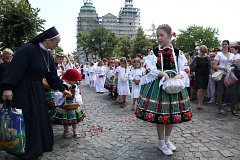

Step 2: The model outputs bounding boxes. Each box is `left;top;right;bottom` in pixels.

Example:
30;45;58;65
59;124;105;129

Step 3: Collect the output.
1;84;240;160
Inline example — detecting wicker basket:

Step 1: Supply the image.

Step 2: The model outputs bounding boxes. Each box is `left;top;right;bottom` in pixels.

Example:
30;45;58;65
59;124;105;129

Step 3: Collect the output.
62;99;79;111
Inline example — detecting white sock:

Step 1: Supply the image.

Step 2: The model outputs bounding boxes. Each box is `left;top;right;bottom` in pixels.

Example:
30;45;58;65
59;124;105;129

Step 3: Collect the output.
159;139;165;147
165;136;170;143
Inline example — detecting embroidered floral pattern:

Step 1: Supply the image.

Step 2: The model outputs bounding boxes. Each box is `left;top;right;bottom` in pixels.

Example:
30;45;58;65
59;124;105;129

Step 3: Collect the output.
185;111;193;120
146;113;154;121
135;108;192;124
161;115;169;123
156;47;176;70
135;108;142;116
174;115;181;123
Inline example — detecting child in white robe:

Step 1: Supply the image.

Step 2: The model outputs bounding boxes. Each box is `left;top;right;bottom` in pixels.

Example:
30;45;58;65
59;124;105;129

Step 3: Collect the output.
130;58;144;110
95;60;106;93
88;62;96;88
115;57;130;108
83;62;90;85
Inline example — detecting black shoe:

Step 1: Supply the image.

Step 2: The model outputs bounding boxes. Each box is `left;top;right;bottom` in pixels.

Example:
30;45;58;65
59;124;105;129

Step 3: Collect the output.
219;109;225;115
232;110;239;116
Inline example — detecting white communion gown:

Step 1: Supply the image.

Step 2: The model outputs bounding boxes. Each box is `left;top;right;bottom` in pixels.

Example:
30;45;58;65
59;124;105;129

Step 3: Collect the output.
117;66;130;96
95;66;106;93
130;68;144;98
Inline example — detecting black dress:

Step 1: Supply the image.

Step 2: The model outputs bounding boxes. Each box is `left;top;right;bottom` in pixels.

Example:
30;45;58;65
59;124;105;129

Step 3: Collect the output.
0;43;65;159
194;56;210;90
0;62;9;103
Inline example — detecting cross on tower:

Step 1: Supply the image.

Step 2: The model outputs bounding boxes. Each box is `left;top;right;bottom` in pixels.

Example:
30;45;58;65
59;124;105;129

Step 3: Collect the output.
83;0;93;3
125;0;133;4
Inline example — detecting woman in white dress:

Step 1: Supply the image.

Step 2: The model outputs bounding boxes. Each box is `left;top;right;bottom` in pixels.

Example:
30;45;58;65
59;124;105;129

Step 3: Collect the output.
83;62;90;85
115;57;130;108
95;60;106;93
130;58;144;111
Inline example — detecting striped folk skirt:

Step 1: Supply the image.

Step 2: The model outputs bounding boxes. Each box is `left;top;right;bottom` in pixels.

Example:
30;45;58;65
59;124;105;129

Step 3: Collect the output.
136;77;192;124
52;107;86;125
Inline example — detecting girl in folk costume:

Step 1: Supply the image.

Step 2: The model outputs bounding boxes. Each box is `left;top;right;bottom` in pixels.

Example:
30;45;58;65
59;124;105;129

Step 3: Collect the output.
136;24;192;156
112;59;120;99
130;58;144;111
115;57;131;108
53;69;85;139
88;62;96;88
103;58;109;84
95;60;107;93
105;60;116;96
83;62;90;85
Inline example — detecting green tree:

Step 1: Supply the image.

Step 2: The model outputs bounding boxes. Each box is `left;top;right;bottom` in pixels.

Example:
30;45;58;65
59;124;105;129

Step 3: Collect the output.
0;0;45;50
77;32;91;61
174;25;220;52
55;46;64;53
114;36;132;57
88;27;117;59
132;27;153;56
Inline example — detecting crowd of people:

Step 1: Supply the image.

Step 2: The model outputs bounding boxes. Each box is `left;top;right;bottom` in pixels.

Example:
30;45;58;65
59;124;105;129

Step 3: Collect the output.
189;42;240;115
0;23;240;159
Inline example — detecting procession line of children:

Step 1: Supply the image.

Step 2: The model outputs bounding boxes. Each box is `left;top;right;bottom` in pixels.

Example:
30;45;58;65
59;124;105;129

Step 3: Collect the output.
82;57;145;110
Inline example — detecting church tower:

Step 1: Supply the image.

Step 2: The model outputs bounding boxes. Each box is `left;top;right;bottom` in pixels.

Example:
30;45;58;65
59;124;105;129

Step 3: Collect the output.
77;0;99;33
118;0;140;37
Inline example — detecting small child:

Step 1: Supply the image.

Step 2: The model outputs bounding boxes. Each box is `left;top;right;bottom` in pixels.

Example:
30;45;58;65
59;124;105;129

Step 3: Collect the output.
53;69;85;139
115;57;130;108
130;58;144;111
112;59;120;99
83;62;90;85
207;52;217;104
95;60;106;93
105;61;116;96
88;62;96;88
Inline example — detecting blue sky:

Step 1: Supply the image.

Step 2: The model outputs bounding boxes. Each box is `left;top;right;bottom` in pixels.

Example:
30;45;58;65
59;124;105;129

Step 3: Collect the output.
29;0;240;53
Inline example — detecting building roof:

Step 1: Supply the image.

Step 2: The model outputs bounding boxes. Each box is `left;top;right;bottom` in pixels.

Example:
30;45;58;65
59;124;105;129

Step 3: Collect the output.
119;3;139;15
102;13;117;18
80;2;96;13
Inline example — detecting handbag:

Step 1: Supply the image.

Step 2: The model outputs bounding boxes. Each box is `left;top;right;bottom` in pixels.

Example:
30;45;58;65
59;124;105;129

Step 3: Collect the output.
0;101;26;155
160;49;185;94
224;71;238;87
212;56;229;81
212;71;223;81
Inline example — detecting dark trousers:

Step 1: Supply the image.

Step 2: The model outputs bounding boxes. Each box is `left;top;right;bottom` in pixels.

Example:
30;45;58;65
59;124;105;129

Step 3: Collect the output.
216;75;237;111
236;78;240;103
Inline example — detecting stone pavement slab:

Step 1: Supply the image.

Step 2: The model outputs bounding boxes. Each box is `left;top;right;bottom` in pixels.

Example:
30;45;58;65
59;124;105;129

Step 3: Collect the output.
1;84;240;160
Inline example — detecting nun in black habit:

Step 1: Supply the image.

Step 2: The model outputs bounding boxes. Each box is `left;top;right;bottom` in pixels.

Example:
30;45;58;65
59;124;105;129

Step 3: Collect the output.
1;27;72;159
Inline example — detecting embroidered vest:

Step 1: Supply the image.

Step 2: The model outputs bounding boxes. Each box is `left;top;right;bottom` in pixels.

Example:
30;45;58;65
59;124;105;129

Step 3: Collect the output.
153;47;180;70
